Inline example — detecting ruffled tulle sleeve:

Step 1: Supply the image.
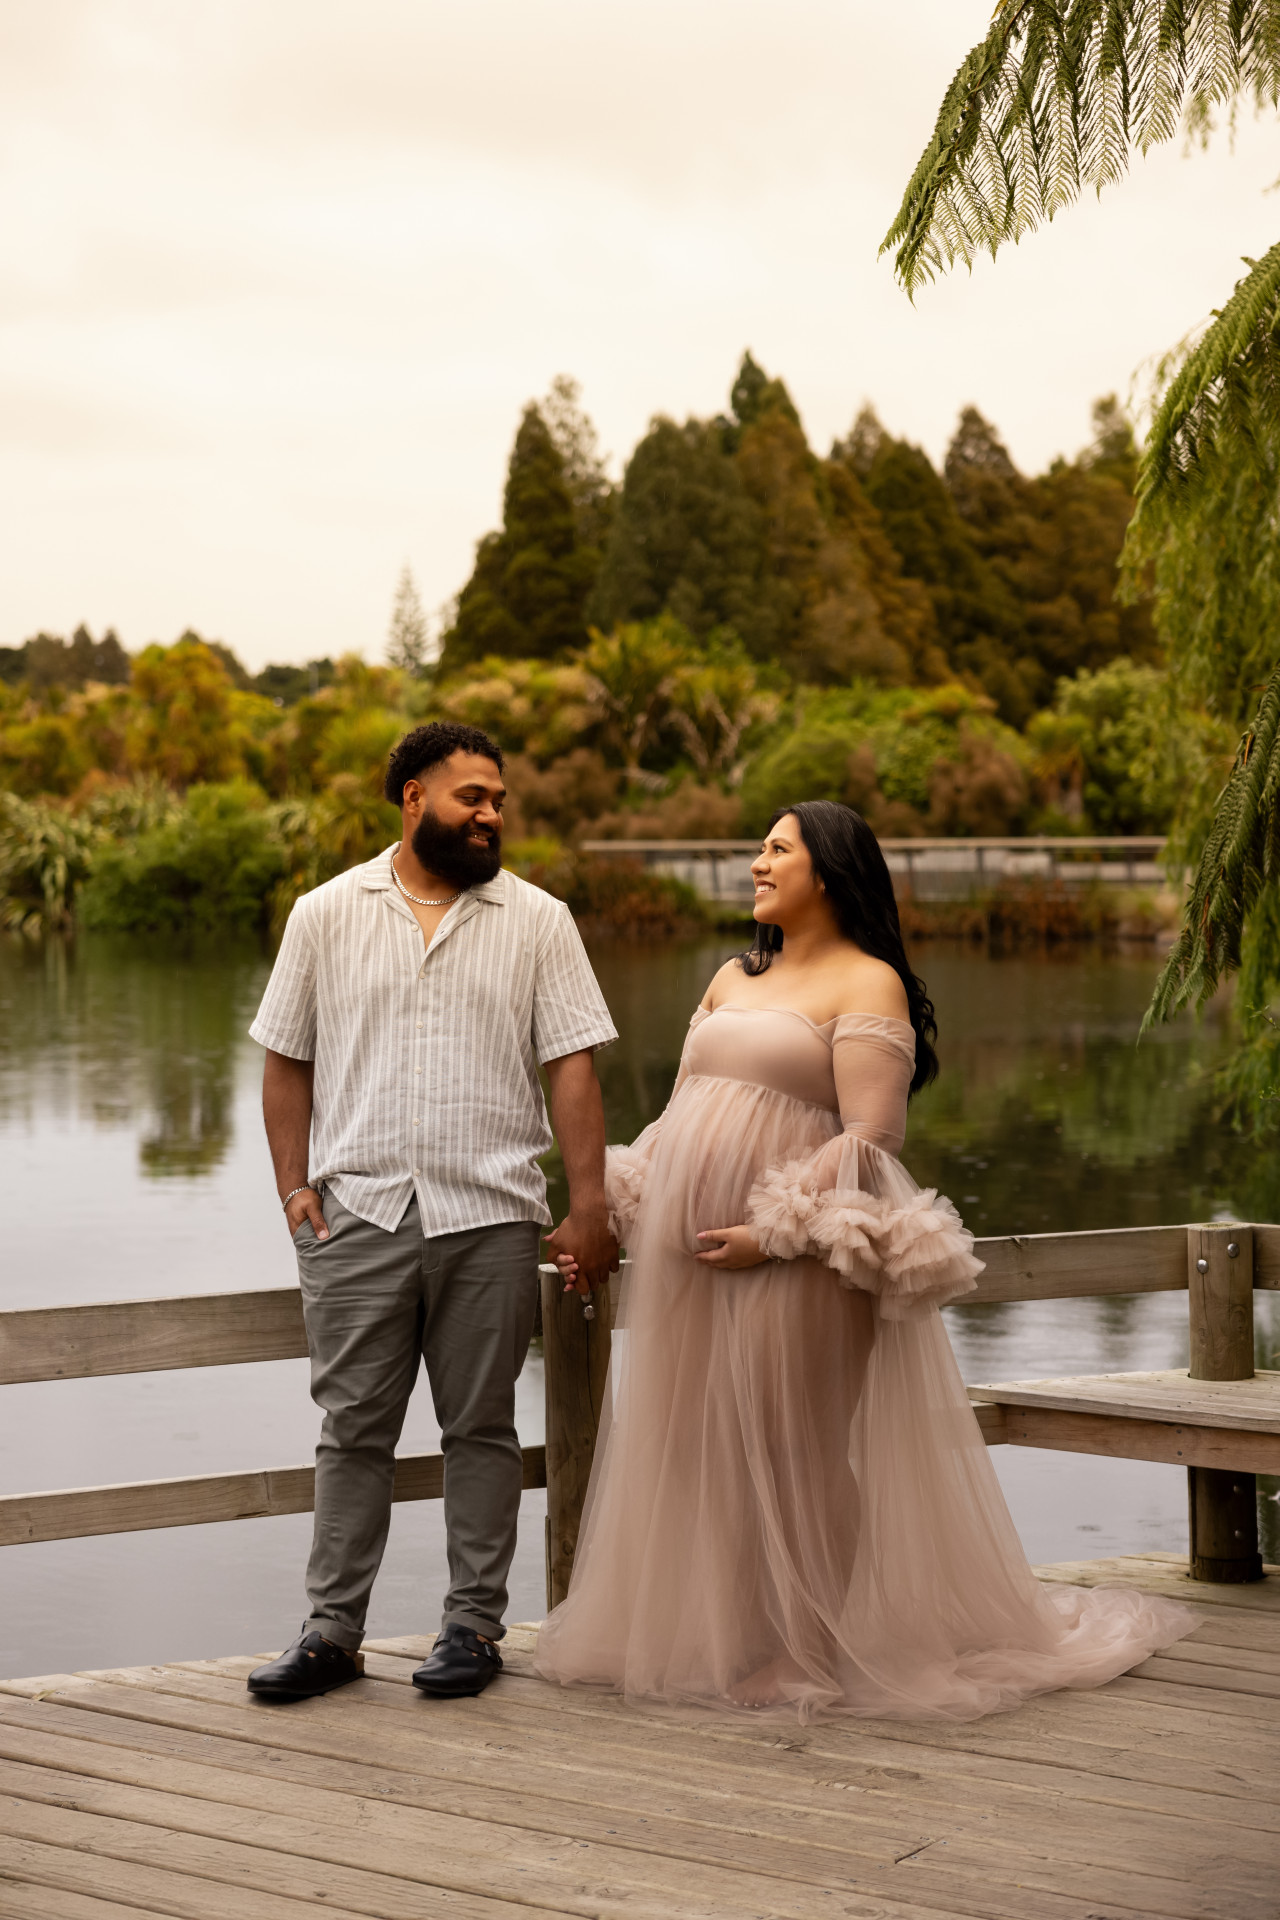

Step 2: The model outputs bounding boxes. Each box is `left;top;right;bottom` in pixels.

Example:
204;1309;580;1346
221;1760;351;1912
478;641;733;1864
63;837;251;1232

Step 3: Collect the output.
745;1016;983;1317
605;1122;662;1243
604;1009;705;1244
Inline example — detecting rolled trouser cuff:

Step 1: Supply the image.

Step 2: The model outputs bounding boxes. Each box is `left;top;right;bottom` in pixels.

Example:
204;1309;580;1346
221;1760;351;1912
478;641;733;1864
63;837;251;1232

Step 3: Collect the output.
304;1614;364;1652
443;1606;505;1642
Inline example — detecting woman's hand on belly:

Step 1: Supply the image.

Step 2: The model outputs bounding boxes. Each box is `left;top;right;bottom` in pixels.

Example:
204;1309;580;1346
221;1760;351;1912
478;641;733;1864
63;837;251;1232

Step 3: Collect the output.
694;1225;768;1269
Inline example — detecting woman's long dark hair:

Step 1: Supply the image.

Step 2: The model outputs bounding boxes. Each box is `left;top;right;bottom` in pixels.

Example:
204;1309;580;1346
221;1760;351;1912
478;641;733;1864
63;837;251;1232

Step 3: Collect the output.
741;800;939;1095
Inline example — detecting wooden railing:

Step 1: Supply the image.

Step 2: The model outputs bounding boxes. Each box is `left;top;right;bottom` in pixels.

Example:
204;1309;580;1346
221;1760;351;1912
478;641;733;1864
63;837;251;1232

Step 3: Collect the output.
3;1223;1278;1611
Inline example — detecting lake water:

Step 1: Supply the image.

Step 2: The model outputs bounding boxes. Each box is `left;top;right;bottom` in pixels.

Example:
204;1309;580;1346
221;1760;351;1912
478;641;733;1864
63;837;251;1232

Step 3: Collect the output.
2;931;1277;1678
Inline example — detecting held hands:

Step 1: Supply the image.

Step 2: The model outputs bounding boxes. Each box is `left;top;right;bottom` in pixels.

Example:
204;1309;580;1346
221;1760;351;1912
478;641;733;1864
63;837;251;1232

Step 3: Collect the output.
694;1225;767;1269
550;1214;766;1287
283;1186;329;1240
545;1205;619;1298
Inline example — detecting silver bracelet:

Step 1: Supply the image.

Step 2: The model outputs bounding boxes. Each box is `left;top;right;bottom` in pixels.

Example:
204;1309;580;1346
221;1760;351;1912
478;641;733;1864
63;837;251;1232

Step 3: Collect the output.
281;1185;315;1211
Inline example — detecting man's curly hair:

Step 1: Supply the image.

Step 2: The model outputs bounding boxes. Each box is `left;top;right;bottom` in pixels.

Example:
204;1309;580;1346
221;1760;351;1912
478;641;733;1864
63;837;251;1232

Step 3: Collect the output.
383;722;504;807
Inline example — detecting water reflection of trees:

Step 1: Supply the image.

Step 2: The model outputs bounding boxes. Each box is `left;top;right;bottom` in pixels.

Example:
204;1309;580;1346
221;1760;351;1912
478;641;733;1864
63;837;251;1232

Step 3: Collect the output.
139;1045;236;1177
10;929;1272;1281
590;934;743;1149
908;1028;1280;1234
0;934;267;1178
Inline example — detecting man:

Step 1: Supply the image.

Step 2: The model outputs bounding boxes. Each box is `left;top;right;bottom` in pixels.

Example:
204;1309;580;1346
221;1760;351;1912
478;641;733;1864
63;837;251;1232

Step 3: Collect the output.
245;720;618;1701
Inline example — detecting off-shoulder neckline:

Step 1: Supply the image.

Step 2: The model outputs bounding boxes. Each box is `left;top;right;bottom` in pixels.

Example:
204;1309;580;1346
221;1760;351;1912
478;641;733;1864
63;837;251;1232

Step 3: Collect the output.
692;1003;914;1038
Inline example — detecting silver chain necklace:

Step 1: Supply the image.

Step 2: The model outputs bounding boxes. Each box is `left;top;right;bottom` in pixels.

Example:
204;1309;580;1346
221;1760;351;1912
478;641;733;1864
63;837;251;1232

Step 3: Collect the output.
390;858;461;909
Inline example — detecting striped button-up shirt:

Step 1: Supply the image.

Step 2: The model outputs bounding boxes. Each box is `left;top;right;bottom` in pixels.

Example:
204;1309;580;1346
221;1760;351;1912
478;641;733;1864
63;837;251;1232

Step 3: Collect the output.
249;846;618;1234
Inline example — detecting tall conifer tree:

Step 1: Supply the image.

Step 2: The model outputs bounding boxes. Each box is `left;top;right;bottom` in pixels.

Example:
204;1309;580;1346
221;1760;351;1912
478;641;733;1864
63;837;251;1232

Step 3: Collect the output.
847;402;1153;725
593;354;944;685
386;567;430;677
439;404;596;673
588;415;768;649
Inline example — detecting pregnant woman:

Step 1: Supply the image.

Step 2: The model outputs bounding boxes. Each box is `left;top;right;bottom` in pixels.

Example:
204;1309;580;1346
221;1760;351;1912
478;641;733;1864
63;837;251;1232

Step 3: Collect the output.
536;801;1193;1720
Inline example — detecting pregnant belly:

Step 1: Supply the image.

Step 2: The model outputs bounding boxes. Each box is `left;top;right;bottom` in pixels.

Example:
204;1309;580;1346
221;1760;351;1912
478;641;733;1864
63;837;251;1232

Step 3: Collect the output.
640;1074;839;1253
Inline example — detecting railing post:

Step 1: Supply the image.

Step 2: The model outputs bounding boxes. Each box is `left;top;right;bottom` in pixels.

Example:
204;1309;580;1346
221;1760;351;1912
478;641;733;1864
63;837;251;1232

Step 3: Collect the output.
1186;1223;1262;1582
541;1269;614;1612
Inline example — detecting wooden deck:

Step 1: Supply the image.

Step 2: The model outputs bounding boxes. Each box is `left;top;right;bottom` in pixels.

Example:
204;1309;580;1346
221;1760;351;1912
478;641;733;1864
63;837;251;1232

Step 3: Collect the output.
0;1555;1276;1920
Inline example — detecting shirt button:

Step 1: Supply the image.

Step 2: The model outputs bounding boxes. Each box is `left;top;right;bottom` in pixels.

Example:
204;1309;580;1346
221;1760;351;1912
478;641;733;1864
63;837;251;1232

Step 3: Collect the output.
416;1022;422;1029
413;1167;421;1175
412;1118;420;1126
415;1067;422;1075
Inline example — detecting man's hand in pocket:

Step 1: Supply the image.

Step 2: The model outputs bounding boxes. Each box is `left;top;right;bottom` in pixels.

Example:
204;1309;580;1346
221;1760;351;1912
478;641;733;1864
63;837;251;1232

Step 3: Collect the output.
285;1187;329;1240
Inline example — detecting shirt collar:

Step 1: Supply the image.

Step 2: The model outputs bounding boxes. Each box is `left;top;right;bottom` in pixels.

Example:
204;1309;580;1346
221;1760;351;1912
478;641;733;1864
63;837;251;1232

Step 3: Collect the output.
360;844;507;904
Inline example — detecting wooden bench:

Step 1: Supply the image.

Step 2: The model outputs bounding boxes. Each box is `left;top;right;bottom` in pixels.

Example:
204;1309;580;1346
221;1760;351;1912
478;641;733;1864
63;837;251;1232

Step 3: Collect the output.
968;1368;1280;1474
967;1223;1275;1583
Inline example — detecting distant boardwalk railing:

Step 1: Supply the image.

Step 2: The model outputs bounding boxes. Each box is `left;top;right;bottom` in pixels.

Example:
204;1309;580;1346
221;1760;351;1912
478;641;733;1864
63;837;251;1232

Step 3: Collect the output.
580;836;1171;903
3;1220;1277;1605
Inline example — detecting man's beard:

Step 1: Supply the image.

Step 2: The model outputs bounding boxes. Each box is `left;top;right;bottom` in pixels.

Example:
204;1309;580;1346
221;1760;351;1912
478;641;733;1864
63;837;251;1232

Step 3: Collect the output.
410;808;502;890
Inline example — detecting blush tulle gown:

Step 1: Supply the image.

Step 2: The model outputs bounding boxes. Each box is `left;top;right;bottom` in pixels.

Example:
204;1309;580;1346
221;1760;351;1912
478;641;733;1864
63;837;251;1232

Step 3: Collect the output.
534;1003;1195;1721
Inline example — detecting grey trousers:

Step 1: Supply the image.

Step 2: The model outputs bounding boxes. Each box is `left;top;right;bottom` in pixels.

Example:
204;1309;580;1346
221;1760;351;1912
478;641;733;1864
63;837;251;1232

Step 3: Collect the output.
292;1191;541;1649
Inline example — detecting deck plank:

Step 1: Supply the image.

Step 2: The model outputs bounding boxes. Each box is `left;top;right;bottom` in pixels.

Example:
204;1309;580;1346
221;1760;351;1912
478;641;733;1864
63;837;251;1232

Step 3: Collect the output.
0;1753;964;1920
1102;1670;1280;1720
0;1836;382;1919
1131;1650;1280;1693
0;1725;910;1884
34;1652;1278;1791
4;1673;1276;1836
1033;1553;1280;1615
1180;1615;1280;1656
0;1880;170;1920
8;1668;1278;1855
328;1640;1280;1743
2;1556;1277;1919
4;1676;1277;1920
0;1699;987;1869
2;1688;1269;1876
104;1650;1280;1781
0;1791;589;1920
4;1699;1277;1894
0;1762;1262;1920
17;1650;1280;1815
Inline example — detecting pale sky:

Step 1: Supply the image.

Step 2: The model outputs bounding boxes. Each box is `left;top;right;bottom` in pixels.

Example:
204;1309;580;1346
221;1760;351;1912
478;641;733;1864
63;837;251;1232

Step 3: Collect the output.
3;2;1278;672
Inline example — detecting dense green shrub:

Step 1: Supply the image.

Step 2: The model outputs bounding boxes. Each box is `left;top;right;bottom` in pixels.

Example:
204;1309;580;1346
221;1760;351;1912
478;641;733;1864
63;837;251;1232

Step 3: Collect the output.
740;683;1030;836
503;838;707;937
80;782;287;934
1027;657;1233;837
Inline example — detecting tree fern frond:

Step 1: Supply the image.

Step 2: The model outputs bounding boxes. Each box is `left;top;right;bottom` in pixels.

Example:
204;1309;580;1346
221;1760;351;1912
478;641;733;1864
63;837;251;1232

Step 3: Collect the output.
1009;110;1045;228
1136;241;1280;503
885;0;1280;293
1139;0;1193;143
1144;661;1280;1025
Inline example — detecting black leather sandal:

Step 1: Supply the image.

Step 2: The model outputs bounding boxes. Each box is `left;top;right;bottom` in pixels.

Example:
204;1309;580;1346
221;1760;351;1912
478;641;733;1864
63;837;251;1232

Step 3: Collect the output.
412;1624;503;1697
247;1630;364;1700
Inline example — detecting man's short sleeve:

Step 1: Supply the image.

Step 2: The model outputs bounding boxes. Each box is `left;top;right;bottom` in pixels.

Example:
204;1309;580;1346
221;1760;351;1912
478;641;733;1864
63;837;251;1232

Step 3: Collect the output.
249;898;319;1061
532;902;618;1064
